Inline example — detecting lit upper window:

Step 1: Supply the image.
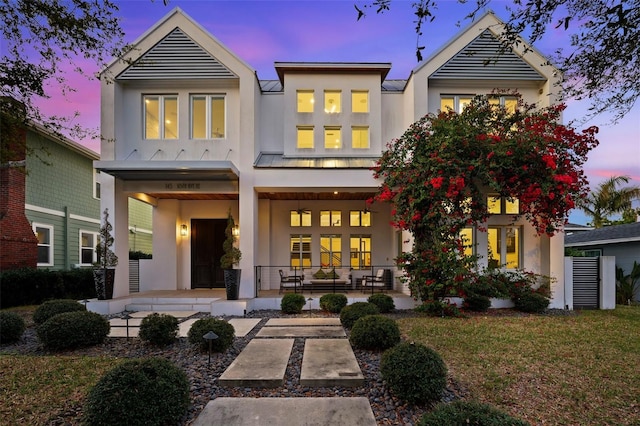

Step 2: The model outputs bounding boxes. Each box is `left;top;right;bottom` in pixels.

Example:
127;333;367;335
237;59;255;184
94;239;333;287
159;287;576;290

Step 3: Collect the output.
351;91;368;113
297;90;314;113
440;95;473;114
324;90;341;114
320;210;342;227
489;95;519;114
297;127;314;149
350;210;371;227
324;127;341;149
488;196;520;215
290;210;311;227
144;95;178;139
191;95;225;139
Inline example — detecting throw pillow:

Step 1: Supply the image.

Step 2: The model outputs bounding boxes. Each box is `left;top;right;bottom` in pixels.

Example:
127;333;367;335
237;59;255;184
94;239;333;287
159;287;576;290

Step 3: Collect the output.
313;269;326;279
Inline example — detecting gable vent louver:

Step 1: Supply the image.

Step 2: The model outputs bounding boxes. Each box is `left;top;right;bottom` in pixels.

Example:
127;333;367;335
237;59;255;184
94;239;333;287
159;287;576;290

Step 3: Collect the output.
117;28;237;80
430;30;545;80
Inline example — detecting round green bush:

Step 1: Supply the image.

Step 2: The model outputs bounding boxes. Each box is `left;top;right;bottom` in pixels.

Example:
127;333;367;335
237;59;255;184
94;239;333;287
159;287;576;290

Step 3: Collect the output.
380;341;448;405
139;313;179;346
319;293;348;313
339;302;380;328
367;293;395;313
33;299;86;325
187;317;235;352
281;293;306;314
515;292;549;313
464;293;492;312
418;400;529;426
83;357;189;426
37;310;109;350
350;315;400;350
0;311;26;343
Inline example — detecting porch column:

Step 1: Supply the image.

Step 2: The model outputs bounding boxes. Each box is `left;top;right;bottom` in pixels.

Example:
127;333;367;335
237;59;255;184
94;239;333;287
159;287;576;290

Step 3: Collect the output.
238;179;257;298
548;232;565;309
102;175;129;299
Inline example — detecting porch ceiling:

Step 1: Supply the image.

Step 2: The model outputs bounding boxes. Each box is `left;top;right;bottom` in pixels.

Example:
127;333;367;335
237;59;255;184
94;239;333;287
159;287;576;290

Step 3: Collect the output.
258;192;376;200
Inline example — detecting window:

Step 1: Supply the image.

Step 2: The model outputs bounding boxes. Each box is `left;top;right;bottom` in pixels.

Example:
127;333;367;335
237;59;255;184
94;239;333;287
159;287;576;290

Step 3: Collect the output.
320;235;342;267
460;227;474;256
93;169;101;200
324;90;341;114
144;95;177;139
489;95;518;114
80;231;98;265
488;196;520;215
290;210;311;227
350;210;371;227
352;126;369;149
440;95;473;113
350;235;371;269
297;90;314;113
33;224;53;266
324;127;341;149
297;127;314;149
191;95;225;138
290;235;312;268
488;226;520;269
320;210;341;227
351;91;369;113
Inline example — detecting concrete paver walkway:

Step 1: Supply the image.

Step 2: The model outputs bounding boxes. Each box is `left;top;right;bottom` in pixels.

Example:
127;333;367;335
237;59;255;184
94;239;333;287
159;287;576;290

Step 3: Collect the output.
191;397;376;426
256;325;346;338
218;339;294;388
300;339;364;387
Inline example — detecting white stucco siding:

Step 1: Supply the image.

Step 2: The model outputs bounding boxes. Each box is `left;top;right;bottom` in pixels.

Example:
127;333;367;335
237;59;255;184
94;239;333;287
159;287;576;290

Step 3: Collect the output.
380;92;406;145
426;83;545;114
259;93;285;153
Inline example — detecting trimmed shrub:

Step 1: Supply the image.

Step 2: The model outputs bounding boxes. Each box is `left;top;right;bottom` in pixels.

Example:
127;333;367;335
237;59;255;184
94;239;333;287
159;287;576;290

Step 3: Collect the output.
515;292;550;313
380;342;447;405
367;293;395;313
139;313;179;346
281;293;306;314
37;310;109;350
33;299;86;325
319;293;348;313
187;317;235;352
83;357;189;426
0;311;26;343
350;315;400;350
464;293;492;312
418;400;529;426
339;302;379;328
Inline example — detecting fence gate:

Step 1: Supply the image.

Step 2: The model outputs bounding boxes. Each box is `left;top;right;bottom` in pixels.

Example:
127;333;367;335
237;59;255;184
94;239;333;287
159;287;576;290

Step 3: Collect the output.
129;259;140;293
573;257;599;309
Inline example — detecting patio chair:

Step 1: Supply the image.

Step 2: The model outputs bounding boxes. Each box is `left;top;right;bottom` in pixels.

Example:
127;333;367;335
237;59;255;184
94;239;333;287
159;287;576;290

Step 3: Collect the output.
279;269;303;293
361;269;386;293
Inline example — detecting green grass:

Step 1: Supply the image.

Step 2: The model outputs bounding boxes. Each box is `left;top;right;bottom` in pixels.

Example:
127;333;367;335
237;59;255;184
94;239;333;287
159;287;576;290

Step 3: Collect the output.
0;355;123;425
398;306;640;425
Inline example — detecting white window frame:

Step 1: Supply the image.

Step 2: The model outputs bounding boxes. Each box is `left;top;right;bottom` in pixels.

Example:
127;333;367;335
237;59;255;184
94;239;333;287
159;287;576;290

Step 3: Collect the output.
324;126;342;149
79;230;98;266
324;90;341;114
33;223;54;267
440;95;474;113
351;90;369;113
290;234;312;269
297;90;315;113
488;226;521;270
93;169;101;200
190;94;226;139
143;94;178;139
351;126;369;149
297;126;314;149
320;234;342;268
350;234;371;270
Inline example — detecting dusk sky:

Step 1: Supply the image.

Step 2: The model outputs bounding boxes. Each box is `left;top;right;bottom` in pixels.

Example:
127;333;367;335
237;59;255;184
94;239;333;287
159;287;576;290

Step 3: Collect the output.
32;0;639;224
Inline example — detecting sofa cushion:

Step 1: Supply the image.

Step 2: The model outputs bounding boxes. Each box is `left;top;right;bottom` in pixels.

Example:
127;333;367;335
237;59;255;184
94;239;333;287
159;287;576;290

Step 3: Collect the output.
313;268;326;279
325;268;339;279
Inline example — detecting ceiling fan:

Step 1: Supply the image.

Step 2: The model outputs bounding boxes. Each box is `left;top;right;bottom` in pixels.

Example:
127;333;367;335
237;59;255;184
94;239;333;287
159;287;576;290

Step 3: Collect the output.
363;200;378;214
296;200;310;214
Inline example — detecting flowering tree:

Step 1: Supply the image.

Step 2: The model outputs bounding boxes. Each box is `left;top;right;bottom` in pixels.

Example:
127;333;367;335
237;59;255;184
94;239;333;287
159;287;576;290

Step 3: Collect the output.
372;94;599;301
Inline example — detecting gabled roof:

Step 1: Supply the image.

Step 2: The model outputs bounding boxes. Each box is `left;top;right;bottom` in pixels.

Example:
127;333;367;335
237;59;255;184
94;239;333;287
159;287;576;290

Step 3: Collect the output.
117;28;237;80
565;222;640;247
430;30;545;80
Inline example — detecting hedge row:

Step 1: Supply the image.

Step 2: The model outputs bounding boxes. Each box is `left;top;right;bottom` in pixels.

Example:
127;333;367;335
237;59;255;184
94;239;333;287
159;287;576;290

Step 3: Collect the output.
0;267;96;308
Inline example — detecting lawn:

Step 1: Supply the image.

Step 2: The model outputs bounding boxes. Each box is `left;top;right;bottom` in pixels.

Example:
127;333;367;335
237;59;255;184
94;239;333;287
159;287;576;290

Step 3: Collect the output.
397;306;640;425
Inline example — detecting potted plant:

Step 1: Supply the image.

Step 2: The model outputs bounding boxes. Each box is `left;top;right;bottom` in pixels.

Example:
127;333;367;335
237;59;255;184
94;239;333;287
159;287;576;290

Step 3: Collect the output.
220;209;242;300
93;208;118;300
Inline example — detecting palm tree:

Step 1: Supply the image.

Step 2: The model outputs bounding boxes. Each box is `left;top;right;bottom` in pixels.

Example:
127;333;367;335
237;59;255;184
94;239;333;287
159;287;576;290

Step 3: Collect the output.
579;175;640;228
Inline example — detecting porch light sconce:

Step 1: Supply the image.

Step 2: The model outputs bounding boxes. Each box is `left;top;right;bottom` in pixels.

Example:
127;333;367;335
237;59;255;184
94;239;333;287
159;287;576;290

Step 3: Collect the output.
232;225;240;237
180;224;188;237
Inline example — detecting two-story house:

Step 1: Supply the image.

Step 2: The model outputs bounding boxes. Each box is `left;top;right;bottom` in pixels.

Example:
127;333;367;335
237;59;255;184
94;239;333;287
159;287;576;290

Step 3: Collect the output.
95;8;566;308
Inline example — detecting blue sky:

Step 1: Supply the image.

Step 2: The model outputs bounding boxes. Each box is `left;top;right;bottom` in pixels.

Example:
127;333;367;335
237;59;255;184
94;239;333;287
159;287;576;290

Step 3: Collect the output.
34;0;640;224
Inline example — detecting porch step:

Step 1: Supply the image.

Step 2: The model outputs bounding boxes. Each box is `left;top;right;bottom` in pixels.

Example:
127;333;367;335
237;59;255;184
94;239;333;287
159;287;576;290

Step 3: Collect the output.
125;302;212;312
211;298;249;316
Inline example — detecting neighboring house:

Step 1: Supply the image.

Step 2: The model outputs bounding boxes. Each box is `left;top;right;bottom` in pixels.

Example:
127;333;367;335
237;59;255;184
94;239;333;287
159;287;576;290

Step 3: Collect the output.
96;8;566;307
565;222;640;276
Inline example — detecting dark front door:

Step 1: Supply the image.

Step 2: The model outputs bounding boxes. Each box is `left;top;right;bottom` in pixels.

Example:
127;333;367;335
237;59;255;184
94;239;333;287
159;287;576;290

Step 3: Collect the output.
191;219;226;289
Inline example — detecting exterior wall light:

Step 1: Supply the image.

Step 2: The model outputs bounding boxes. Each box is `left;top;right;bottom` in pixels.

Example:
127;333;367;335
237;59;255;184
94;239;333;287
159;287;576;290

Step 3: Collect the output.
180;224;188;237
232;225;240;237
